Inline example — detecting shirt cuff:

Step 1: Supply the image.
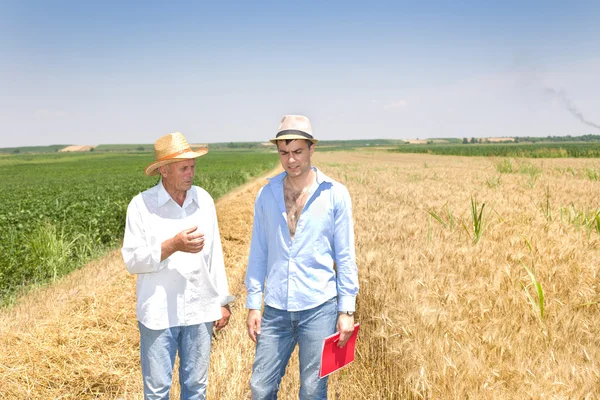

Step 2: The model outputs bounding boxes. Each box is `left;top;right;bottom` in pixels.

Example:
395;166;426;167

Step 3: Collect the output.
246;293;263;310
337;295;356;312
220;295;236;306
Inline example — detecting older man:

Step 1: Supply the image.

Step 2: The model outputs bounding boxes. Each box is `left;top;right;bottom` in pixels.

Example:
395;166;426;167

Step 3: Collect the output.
122;132;233;400
245;115;359;399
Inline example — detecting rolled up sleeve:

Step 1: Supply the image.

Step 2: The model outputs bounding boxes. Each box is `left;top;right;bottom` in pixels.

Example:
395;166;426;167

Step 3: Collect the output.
121;198;165;274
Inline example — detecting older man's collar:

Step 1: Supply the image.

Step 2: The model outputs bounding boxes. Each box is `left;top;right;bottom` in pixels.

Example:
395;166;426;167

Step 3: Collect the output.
157;180;198;207
157;180;171;207
188;185;199;206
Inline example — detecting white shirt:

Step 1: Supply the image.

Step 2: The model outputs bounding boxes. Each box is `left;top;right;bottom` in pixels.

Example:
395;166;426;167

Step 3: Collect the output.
122;181;232;330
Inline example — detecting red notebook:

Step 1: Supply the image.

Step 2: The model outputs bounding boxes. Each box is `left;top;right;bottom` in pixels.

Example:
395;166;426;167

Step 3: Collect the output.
319;323;360;378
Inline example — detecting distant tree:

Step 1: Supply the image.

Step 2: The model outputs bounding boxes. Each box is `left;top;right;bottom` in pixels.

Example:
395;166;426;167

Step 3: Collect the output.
90;147;95;152
470;137;477;144
462;138;469;144
13;149;20;154
136;146;145;151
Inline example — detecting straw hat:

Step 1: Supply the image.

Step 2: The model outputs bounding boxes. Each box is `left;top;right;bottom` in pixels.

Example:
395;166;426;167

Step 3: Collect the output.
270;115;318;144
144;132;208;176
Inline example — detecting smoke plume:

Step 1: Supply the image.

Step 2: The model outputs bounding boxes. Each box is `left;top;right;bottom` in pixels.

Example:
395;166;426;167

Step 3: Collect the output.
544;88;600;131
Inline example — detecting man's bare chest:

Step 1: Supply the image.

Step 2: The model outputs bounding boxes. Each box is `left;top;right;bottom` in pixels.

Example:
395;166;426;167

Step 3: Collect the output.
284;185;310;238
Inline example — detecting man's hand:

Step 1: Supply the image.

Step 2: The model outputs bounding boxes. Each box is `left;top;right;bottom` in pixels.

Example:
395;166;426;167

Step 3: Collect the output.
336;313;355;348
246;309;262;343
175;226;205;253
214;305;231;332
162;226;205;261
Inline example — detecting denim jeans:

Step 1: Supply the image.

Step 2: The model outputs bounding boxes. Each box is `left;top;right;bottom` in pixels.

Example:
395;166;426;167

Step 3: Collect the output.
138;321;213;400
250;297;338;400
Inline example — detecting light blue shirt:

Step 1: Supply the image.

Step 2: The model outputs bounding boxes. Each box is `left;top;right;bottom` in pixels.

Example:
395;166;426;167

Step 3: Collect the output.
245;167;359;312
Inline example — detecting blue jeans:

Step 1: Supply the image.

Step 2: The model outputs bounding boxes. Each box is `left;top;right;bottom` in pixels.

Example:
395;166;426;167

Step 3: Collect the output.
250;297;338;400
138;321;213;400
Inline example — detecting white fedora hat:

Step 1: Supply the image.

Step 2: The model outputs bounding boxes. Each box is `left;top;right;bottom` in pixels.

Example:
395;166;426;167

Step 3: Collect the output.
270;115;318;144
144;132;208;176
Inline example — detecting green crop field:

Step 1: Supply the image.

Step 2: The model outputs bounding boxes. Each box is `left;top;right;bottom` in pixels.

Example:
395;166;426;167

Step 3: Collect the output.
0;151;278;305
390;142;600;158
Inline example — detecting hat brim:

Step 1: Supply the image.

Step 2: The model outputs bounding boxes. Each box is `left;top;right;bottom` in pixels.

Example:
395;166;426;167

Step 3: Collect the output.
269;133;318;145
144;148;208;176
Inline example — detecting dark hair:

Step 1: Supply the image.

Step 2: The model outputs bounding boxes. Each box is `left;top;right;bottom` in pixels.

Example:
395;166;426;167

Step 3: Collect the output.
281;139;314;148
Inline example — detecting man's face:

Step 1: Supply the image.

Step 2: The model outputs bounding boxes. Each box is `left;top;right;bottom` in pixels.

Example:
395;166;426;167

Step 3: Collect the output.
161;159;196;192
277;139;314;178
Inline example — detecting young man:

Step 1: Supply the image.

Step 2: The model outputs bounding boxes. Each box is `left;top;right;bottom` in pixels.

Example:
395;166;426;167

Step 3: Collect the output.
245;115;359;399
122;132;233;400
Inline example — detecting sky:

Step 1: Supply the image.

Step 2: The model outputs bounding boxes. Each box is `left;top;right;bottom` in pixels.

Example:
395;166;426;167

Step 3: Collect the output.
1;0;599;147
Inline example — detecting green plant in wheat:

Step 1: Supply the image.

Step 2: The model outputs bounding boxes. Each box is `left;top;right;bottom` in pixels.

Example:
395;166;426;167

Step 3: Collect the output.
486;175;501;188
583;209;600;238
519;237;545;322
536;184;552;222
519;161;542;177
586;167;599;181
427;202;455;232
559;203;600;235
462;197;485;244
427;214;432;244
560;202;579;226
496;158;513;174
518;161;541;188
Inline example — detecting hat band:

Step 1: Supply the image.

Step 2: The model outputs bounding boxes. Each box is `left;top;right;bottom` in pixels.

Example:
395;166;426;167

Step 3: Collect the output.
275;130;314;140
157;147;193;161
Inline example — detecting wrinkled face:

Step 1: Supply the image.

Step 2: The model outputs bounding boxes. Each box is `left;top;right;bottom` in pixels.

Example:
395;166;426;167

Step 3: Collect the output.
276;139;314;179
161;159;196;192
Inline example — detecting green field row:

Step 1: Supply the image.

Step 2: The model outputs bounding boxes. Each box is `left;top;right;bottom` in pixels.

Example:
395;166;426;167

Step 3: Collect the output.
390;142;600;158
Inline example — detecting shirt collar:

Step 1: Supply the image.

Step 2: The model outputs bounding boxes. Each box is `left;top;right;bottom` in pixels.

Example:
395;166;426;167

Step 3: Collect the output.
314;167;332;184
268;166;331;185
157;180;198;208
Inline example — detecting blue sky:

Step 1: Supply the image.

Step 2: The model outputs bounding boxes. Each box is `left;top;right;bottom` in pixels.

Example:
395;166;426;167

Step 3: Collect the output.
1;1;599;147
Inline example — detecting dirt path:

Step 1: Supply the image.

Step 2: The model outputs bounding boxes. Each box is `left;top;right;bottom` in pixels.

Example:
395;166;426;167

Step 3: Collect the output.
0;166;282;400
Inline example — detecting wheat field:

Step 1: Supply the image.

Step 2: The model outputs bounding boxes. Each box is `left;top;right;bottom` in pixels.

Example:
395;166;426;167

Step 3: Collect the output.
1;151;599;399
